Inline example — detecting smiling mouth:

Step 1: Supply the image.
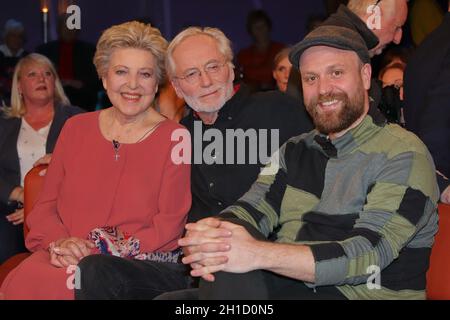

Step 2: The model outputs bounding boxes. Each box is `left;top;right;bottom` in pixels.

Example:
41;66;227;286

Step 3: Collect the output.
318;99;341;109
200;89;220;98
121;92;142;101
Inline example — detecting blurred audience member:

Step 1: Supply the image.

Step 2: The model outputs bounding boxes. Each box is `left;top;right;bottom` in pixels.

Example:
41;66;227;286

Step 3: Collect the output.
371;44;411;79
346;0;407;56
37;15;100;111
378;45;410;70
404;2;450;204
0;21;190;299
237;10;285;91
272;48;292;92
378;62;405;125
379;62;405;99
0;19;26;58
0;53;83;264
0;19;28;103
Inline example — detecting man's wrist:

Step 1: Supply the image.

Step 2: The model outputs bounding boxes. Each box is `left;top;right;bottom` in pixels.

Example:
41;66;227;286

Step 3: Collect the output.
252;240;272;270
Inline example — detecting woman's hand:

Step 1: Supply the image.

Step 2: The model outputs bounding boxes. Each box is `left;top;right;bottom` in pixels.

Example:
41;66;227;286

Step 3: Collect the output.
6;208;24;225
49;237;95;268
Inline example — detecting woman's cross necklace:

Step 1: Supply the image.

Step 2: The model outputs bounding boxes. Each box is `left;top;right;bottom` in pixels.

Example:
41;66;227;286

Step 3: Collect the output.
112;121;163;161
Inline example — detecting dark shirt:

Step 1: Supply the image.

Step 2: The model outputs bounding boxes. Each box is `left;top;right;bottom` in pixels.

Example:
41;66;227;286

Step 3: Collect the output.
180;85;313;222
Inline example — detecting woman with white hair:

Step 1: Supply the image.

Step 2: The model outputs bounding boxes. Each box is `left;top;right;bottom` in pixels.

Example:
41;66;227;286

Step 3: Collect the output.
0;53;83;264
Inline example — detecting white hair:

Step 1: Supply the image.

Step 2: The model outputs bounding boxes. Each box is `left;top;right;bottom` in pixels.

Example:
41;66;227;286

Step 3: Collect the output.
166;27;234;78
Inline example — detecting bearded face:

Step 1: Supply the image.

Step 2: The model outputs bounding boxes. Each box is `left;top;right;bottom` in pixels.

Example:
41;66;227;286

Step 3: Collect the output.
299;46;371;137
305;80;366;135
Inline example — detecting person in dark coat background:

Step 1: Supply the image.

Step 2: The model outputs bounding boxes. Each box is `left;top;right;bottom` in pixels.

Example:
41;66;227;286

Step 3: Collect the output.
404;1;450;204
0;19;28;104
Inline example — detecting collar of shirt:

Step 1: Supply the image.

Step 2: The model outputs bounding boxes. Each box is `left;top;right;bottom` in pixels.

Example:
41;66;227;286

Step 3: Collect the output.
314;112;385;159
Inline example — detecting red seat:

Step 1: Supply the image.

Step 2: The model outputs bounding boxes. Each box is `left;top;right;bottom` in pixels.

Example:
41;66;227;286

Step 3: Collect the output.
0;253;31;285
427;203;450;300
0;165;48;286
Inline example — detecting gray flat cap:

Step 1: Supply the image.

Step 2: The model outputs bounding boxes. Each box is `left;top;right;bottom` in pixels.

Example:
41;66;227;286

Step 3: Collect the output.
289;25;370;69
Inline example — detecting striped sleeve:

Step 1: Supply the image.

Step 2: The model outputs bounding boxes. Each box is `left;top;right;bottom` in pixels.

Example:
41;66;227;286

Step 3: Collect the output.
219;143;290;237
309;149;439;287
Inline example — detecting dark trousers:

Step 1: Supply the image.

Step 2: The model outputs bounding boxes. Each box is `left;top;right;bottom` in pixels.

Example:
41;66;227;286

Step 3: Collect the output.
75;254;192;300
199;270;347;300
0;203;26;264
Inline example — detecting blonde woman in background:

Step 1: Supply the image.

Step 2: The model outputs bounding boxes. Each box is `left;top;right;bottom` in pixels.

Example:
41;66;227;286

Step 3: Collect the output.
0;53;82;264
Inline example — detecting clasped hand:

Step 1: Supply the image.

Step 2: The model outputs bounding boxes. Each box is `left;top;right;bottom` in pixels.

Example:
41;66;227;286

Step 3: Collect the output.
49;237;95;268
179;217;261;282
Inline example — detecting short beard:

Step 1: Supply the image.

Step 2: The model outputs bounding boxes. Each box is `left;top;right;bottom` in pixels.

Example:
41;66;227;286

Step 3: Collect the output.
305;84;365;135
184;80;234;114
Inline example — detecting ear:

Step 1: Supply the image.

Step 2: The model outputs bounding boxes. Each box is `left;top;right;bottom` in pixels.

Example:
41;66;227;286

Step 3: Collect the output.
229;64;235;83
361;63;372;91
171;79;184;99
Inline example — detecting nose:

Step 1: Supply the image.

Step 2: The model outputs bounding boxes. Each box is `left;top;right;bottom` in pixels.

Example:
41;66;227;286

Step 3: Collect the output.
393;28;403;44
199;70;213;87
318;77;332;96
127;73;139;89
37;72;45;82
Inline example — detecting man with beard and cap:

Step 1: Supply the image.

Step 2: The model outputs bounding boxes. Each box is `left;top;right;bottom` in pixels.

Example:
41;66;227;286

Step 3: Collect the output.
177;25;439;300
